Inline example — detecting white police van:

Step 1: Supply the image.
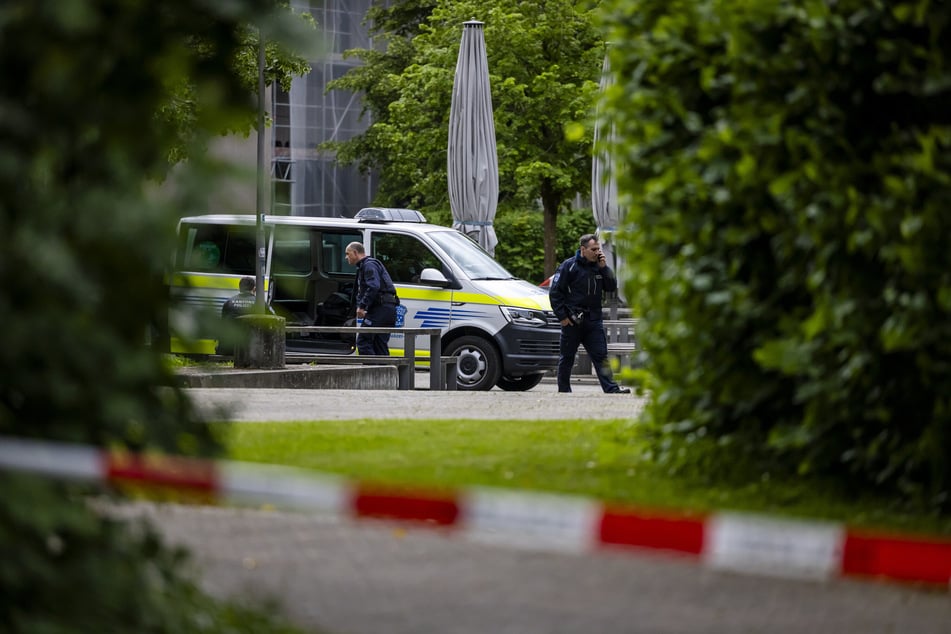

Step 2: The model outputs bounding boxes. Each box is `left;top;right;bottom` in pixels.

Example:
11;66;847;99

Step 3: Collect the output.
169;208;561;391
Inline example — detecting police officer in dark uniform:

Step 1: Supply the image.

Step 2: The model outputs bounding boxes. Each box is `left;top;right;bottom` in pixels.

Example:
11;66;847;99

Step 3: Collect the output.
346;241;400;356
549;234;630;394
217;276;273;355
220;276;258;320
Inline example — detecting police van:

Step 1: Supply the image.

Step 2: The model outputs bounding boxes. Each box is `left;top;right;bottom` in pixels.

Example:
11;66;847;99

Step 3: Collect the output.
168;208;561;391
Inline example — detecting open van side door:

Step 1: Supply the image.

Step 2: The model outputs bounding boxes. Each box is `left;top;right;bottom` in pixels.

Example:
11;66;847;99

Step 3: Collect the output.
170;219;267;354
369;231;457;359
270;225;362;353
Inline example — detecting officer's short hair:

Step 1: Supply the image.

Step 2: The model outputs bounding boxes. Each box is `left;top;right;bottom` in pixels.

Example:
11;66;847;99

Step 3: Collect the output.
579;234;597;248
346;242;366;255
239;277;255;292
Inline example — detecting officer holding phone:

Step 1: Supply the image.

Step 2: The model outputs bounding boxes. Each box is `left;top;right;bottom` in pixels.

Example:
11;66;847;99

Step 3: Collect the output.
548;234;630;394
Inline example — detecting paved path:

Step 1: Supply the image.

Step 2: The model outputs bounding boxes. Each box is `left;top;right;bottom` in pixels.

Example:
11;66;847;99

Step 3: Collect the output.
129;503;951;634
190;377;645;422
126;381;951;634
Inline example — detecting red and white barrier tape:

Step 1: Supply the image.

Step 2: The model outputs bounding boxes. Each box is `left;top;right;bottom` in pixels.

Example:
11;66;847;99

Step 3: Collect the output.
1;436;949;589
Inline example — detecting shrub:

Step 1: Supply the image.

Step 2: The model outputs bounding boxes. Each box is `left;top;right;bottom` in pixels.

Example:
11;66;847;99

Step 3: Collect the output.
603;0;951;507
0;0;312;630
495;206;597;282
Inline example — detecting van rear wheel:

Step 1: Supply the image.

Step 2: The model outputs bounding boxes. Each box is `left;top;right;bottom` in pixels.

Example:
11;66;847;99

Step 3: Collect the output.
445;336;501;391
496;373;545;392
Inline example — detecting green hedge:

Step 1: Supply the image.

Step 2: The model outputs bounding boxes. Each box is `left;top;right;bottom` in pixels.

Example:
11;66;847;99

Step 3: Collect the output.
0;1;311;631
603;0;951;507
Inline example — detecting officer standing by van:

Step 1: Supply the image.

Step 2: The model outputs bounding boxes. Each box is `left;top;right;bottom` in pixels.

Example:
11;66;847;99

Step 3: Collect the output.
549;234;630;394
220;276;258;320
345;242;400;356
217;276;274;355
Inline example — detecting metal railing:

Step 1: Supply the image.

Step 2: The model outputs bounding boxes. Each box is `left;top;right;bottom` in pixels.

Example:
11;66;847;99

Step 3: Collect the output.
284;325;450;390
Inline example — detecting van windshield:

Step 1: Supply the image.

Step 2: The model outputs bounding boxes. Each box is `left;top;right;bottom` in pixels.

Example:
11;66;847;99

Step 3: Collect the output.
428;230;516;280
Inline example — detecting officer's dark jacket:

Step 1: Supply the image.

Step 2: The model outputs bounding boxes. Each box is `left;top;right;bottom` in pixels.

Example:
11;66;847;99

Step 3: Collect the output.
355;256;399;310
221;291;256;319
548;250;617;322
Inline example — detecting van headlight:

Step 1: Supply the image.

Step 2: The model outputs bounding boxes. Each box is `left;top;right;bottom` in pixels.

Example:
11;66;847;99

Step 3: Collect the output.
501;306;547;327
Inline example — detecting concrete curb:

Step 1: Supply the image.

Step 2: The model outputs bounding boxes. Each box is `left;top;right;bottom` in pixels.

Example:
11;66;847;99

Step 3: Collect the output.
176;365;398;390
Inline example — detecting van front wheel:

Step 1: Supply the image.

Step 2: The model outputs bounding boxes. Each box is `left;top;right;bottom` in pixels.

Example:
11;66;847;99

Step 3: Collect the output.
445;336;501;391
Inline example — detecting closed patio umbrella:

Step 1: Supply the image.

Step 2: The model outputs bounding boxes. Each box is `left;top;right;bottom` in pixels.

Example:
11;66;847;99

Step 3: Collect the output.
448;20;499;256
592;50;625;304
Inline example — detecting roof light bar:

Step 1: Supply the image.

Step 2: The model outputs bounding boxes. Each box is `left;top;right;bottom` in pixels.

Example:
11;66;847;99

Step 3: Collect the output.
355;207;427;223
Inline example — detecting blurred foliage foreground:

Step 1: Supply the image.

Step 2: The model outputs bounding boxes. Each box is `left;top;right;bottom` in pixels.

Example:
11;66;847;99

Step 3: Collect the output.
604;0;951;512
0;1;313;632
3;0;951;630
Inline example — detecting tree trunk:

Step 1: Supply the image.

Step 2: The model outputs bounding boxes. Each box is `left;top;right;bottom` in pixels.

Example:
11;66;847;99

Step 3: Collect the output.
541;180;560;277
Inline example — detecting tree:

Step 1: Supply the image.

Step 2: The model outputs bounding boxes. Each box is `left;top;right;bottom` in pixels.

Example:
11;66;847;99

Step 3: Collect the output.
327;0;604;275
162;7;315;163
0;0;314;630
603;0;951;507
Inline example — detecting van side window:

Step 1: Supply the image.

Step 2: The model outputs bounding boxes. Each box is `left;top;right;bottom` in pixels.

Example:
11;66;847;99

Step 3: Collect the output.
372;233;443;284
223;232;256;273
178;224;256;275
321;232;360;275
272;226;312;275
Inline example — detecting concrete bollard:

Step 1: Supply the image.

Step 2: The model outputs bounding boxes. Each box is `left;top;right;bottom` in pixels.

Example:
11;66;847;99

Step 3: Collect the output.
234;314;285;369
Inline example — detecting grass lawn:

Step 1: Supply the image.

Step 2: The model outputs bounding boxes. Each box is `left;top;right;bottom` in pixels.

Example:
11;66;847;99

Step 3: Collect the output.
218;417;951;538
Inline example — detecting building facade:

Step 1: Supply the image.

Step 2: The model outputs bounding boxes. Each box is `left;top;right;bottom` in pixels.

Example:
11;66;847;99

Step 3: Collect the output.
272;0;379;217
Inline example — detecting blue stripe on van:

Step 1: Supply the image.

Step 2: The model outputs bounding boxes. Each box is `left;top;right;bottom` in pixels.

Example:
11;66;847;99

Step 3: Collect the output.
414;306;491;328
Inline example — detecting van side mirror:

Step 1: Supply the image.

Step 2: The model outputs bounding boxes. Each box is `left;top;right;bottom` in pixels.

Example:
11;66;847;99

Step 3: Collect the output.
418;267;450;287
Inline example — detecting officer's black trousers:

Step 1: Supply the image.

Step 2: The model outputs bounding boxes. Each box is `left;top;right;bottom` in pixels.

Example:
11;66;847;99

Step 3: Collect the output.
556;319;621;393
357;303;397;356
